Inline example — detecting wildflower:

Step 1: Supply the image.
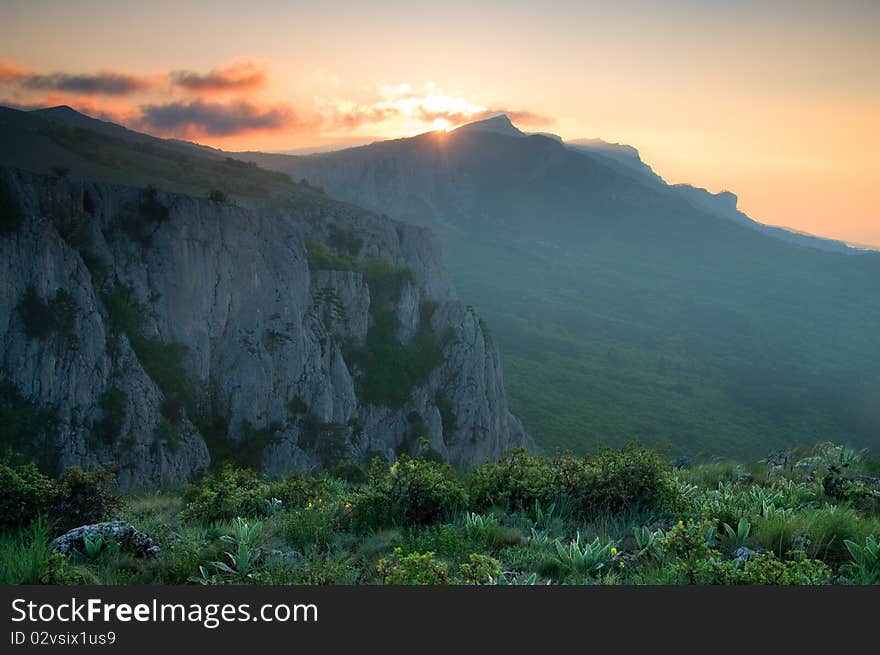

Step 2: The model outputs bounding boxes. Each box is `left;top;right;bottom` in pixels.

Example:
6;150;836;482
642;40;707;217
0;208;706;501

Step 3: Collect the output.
678;520;684;527
619;561;625;569
610;547;618;556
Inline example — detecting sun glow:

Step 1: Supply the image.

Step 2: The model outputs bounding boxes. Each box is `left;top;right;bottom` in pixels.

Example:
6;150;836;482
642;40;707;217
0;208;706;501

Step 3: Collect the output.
432;117;452;132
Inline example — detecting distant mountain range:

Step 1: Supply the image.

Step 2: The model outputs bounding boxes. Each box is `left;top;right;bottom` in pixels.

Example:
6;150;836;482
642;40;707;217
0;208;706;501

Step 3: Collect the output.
3;105;878;457
237;113;880;456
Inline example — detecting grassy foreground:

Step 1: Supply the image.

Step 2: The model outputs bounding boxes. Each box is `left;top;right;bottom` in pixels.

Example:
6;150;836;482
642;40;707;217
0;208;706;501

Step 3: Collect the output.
2;442;879;585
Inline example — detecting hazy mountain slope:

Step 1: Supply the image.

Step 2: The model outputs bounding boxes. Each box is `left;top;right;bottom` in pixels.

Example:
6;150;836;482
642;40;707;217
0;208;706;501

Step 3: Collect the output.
241;117;880;457
0;110;532;488
0;105;294;205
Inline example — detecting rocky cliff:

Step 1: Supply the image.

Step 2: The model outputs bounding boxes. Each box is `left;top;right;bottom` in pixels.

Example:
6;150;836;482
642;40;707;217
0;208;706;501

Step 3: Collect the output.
0;167;531;489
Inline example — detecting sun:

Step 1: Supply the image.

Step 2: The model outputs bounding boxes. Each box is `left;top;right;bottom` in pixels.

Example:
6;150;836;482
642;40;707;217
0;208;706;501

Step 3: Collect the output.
432;117;452;132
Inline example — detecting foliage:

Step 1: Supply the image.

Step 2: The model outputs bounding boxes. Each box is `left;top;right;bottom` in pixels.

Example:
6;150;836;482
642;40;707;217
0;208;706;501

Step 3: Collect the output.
841;535;880;585
0;517;74;584
469;448;559;512
354;456;468;529
698;550;832;585
0;459;58;529
377;547;449;585
552;532;616;579
181;467;273;523
51;465;121;533
2;441;878;586
561;444;681;517
458;553;502;584
208;517;263;583
207;189;228;203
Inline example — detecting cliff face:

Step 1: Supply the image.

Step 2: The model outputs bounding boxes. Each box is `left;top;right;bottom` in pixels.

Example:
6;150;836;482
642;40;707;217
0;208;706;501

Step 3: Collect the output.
0;167;531;489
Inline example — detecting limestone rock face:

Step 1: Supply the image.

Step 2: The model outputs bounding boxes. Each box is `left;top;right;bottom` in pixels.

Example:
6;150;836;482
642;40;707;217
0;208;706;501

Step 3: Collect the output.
0;168;532;489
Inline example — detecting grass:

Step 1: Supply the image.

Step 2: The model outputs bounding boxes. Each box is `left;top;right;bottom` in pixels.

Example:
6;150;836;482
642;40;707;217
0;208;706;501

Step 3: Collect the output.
1;441;877;586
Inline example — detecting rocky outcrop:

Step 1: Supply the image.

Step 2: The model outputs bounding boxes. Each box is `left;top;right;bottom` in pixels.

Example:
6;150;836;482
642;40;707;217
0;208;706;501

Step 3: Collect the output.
50;521;161;558
0;167;531;489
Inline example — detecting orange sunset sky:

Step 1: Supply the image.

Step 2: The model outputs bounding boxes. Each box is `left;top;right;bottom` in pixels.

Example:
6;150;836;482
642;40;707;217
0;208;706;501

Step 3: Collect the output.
2;0;878;246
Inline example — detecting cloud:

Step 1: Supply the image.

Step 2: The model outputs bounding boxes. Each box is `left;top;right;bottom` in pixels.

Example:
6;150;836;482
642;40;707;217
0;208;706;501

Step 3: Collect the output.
0;60;27;84
137;98;303;137
20;71;153;96
170;60;266;93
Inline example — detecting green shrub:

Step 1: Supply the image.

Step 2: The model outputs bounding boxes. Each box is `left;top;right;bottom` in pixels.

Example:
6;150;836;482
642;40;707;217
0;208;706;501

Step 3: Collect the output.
458;553;502;584
345;307;448;408
353;456;467;528
207;189;228;203
563;444;680;517
0;459;58;529
305;237;359;271
51;465;120;533
326;461;368;485
181;467;272;523
698;550;832;585
468;448;559;512
377;547;449;584
0;178;23;237
284;495;352;552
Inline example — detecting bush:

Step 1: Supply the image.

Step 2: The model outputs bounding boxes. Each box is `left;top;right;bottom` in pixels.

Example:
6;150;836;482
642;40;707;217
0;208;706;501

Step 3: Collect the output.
353;456;467;529
0;459;58;529
0;178;23;237
698;550;832;585
377;547;449;584
207;189;228;203
468;448;559;512
564;444;680;517
51;465;121;533
458;553;502;584
326;461;368;485
181;467;272;523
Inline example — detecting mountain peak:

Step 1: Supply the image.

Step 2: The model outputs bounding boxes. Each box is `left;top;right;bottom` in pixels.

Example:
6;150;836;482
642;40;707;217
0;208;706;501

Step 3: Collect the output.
455;113;526;138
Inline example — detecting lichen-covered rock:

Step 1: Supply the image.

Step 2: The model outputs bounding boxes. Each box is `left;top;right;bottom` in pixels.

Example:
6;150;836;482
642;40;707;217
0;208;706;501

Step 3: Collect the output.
0;167;532;489
50;521;161;558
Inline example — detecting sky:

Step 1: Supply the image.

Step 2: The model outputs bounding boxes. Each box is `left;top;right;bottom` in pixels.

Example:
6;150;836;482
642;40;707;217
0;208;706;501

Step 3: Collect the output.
1;0;878;246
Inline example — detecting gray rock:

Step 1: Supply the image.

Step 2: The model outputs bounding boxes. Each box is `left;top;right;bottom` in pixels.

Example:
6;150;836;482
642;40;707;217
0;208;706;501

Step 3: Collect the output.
761;450;791;471
733;546;761;563
735;472;755;484
50;521;161;558
0;167;533;490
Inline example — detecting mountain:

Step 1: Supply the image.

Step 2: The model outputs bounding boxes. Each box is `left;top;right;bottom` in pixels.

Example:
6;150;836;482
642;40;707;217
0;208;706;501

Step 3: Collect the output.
239;116;880;457
0;105;293;206
0;107;531;488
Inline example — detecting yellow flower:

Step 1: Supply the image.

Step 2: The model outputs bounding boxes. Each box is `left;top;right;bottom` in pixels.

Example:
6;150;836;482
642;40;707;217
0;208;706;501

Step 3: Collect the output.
678;519;684;527
610;547;618;556
619;561;625;568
